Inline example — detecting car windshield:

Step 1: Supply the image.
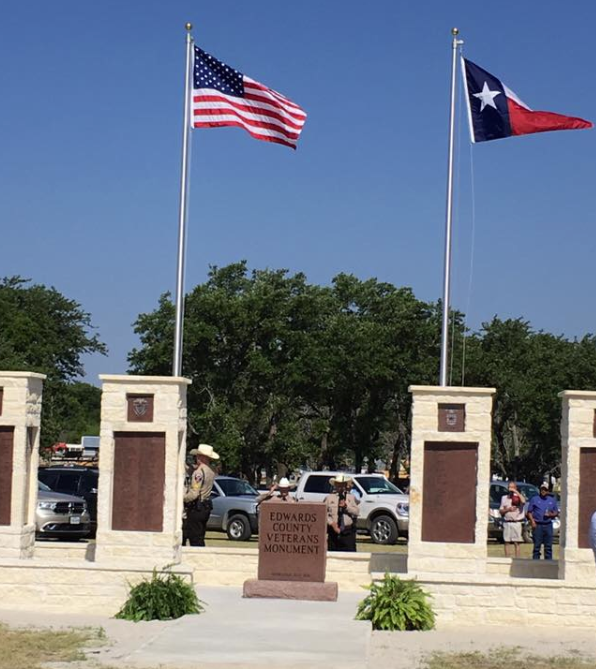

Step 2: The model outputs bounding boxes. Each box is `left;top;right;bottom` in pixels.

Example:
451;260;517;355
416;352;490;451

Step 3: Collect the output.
356;476;403;495
217;479;258;496
490;482;540;505
38;480;52;492
517;483;540;500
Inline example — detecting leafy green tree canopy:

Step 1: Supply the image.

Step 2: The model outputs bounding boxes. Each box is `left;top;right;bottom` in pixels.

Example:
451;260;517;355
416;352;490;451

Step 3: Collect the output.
0;276;106;447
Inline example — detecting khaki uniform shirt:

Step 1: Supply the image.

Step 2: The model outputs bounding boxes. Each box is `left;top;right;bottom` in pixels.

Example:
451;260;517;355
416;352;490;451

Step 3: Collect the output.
324;492;359;529
184;462;215;504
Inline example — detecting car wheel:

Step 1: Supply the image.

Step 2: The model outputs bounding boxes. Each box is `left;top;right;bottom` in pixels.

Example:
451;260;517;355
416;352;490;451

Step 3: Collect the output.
370;515;399;545
226;514;251;541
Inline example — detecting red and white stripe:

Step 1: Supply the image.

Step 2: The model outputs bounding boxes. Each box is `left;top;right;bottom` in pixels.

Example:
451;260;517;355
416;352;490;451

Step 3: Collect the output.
192;76;307;149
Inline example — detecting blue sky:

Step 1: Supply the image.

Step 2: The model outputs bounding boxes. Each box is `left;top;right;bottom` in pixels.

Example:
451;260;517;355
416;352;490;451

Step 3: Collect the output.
1;1;594;383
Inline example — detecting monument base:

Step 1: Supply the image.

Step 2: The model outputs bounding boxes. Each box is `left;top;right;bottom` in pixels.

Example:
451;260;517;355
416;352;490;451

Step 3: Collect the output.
243;579;338;601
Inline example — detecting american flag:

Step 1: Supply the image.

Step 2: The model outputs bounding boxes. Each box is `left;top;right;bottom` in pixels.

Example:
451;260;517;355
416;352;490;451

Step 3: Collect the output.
192;46;307;149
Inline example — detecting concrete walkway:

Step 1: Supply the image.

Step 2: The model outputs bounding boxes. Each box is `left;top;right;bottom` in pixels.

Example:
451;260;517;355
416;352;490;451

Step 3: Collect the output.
124;587;369;669
0;586;595;668
0;586;369;669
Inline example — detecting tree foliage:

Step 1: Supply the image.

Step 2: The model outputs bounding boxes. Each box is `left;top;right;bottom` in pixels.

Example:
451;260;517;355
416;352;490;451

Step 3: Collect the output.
129;263;438;482
129;263;596;485
0;277;106;447
463;318;596;483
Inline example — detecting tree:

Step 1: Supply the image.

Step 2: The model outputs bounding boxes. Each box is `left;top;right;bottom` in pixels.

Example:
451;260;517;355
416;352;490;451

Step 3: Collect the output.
464;317;596;483
0;277;106;447
131;262;596;485
129;263;441;481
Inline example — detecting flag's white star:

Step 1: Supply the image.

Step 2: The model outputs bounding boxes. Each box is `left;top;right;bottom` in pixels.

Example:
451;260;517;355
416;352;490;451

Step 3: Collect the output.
473;81;501;111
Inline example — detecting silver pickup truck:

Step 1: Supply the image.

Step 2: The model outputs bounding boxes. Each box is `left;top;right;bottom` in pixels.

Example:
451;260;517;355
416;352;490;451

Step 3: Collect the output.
294;471;409;545
207;476;260;541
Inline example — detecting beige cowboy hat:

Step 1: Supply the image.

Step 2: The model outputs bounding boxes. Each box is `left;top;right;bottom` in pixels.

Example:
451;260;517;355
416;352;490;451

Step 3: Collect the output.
189;443;220;460
277;477;295;489
330;474;352;486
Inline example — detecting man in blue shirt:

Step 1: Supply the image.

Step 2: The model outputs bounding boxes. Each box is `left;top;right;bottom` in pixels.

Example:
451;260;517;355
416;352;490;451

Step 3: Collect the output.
527;484;559;560
590;510;596;564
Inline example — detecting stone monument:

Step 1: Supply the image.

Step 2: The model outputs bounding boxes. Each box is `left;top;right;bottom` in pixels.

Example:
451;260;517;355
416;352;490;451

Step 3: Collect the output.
0;372;45;559
408;385;495;575
559;390;596;583
243;501;337;600
94;375;190;566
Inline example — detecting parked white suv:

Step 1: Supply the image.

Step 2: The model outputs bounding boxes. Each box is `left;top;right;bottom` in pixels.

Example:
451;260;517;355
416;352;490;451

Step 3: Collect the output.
294;472;409;545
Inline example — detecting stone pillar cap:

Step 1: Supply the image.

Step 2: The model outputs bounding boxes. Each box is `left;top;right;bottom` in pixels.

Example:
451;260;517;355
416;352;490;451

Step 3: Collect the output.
0;371;46;380
409;385;496;395
99;374;191;386
558;389;596;399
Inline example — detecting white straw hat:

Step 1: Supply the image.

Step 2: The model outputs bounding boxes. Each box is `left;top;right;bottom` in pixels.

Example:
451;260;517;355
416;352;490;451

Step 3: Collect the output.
189;443;220;460
330;474;352;486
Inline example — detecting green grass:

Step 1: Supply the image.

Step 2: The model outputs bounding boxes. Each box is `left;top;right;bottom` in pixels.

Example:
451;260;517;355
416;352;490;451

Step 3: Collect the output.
425;648;595;669
0;624;95;669
1;624;592;669
204;531;560;558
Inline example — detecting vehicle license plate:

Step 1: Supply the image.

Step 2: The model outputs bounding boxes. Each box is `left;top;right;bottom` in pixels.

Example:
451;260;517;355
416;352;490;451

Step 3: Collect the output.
70;516;81;525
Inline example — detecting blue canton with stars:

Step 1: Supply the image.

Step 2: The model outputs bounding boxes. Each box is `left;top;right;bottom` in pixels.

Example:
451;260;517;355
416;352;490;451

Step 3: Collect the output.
194;46;244;98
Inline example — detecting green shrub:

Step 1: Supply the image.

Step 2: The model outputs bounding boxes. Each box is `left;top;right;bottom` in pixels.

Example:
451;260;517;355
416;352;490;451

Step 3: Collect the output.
115;568;204;622
355;574;435;631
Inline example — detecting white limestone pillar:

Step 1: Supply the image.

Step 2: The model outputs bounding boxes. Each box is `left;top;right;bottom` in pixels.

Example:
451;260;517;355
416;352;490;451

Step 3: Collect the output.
408;386;495;575
94;375;191;566
558;391;596;584
0;372;45;558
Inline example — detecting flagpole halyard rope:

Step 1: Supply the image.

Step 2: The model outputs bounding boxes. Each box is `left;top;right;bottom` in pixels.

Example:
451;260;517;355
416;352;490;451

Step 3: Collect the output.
461;125;477;387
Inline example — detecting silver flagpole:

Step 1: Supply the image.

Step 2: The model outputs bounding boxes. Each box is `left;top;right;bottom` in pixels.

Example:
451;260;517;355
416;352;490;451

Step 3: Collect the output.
439;28;463;386
172;23;194;377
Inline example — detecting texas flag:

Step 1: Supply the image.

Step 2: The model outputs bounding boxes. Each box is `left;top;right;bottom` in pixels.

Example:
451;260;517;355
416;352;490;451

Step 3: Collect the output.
462;58;592;143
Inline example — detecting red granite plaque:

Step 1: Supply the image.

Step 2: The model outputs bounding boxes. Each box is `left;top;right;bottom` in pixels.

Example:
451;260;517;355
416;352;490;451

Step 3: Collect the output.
0;427;14;525
438;403;466;432
422;441;477;543
126;394;154;423
578;447;596;549
257;502;327;582
112;432;165;531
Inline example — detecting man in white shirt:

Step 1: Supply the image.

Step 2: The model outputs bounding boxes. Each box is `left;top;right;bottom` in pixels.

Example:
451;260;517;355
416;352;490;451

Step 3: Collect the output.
499;482;526;558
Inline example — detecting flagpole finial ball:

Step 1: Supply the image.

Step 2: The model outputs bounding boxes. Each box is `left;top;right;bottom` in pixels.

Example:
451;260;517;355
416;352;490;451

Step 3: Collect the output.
185;22;193;31
452;27;459;36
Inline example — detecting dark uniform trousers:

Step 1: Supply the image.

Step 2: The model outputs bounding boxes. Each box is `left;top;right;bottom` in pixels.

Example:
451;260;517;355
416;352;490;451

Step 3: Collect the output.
183;500;213;547
327;526;357;552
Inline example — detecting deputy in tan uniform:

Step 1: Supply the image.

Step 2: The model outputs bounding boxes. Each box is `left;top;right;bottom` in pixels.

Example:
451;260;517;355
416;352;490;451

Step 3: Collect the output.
324;474;359;552
183;443;219;546
256;477;296;504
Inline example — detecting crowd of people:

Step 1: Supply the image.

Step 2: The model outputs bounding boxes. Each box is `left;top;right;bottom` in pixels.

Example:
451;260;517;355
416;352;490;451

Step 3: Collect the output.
256;473;360;550
183;447;360;552
183;446;596;562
